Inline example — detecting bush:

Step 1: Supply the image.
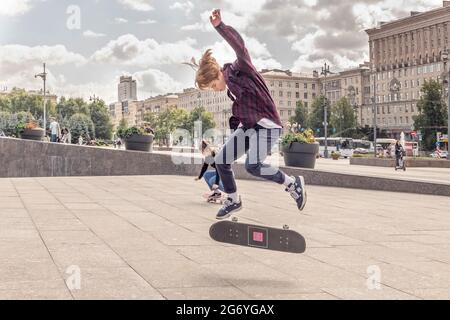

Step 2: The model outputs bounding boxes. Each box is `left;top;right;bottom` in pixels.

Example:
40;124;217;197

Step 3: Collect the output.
117;125;155;139
331;151;341;160
0;111;35;137
281;128;316;146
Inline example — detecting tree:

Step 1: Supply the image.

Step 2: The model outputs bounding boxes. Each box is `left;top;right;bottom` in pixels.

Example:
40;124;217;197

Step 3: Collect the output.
413;79;448;151
89;99;113;140
0;88;43;119
56;97;89;122
184;106;216;135
330;97;357;137
68;113;95;144
289;101;308;128
307;95;331;136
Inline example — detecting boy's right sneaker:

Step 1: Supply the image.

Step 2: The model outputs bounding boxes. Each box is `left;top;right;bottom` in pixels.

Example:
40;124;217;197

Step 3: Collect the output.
216;196;242;220
286;176;307;211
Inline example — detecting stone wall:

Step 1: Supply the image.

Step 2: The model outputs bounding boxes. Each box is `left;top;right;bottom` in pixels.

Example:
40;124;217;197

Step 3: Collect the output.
1;137;450;196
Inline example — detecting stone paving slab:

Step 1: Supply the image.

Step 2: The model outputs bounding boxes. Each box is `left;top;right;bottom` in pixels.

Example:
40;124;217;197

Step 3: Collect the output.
1;175;450;299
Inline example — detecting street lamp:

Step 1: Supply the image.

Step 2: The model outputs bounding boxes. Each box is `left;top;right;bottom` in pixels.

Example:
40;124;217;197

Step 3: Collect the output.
443;50;450;159
35;63;47;132
371;69;378;158
321;62;334;158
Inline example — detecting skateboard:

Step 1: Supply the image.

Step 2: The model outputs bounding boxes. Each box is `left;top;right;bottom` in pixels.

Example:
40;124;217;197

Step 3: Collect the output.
203;192;223;204
209;218;306;254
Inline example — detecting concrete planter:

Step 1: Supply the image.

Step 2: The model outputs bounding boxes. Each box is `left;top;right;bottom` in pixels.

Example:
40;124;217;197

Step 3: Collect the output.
124;134;154;152
282;142;319;169
20;128;45;141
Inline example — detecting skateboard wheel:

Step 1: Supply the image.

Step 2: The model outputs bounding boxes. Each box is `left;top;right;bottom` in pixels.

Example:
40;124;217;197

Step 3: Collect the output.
232;217;238;222
283;225;289;230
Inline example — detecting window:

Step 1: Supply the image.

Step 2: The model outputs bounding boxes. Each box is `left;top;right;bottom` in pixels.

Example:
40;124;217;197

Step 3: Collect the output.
279;100;284;106
304;92;308;99
312;83;316;90
270;81;274;87
288;110;292;116
287;82;291;88
296;92;300;99
288;101;292;107
279;91;283;97
406;116;409;124
304;83;308;89
287;92;292;98
270;90;275;96
295;82;299;88
279;81;282;87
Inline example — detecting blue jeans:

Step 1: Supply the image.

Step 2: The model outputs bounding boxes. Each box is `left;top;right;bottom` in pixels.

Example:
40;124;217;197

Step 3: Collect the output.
51;134;58;142
203;171;224;192
215;126;286;194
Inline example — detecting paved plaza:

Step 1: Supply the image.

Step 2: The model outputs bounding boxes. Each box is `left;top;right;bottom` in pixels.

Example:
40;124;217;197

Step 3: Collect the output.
1;175;450;299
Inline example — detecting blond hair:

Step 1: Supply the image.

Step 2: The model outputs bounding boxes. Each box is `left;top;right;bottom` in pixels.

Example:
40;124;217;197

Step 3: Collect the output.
195;49;221;90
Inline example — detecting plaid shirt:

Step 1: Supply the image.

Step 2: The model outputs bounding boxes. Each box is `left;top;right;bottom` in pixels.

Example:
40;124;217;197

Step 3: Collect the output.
215;22;283;129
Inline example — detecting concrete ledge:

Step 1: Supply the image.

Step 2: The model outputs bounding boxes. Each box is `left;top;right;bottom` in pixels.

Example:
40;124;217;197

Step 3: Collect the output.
1;137;450;197
350;157;450;168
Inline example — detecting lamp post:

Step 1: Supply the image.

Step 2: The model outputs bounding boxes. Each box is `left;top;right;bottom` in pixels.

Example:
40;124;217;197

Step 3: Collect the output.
443;50;450;158
321;62;333;158
35;63;47;131
372;70;378;157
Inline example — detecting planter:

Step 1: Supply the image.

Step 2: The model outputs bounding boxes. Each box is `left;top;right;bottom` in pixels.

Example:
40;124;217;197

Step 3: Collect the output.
282;142;319;169
20;128;45;141
124;134;154;152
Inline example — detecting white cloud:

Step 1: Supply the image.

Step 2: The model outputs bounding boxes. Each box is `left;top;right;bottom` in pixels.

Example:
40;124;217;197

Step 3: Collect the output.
169;1;194;15
91;34;200;68
0;0;42;16
114;17;128;24
83;30;106;38
137;19;157;24
132;69;183;97
0;44;95;100
181;10;250;32
203;35;282;71
117;0;153;11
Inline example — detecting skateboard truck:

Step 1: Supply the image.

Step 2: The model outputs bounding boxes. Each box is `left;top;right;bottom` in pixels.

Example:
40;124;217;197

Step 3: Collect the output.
232;217;239;223
283;225;289;230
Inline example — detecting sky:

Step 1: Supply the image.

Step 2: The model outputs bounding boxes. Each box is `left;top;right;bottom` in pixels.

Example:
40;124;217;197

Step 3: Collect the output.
0;0;444;104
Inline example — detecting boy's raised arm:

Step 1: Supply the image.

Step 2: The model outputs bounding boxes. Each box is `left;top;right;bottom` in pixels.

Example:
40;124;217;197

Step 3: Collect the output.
210;9;254;72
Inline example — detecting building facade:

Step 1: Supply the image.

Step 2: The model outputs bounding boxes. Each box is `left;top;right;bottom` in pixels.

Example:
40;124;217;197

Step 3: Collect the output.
118;76;137;102
365;1;450;137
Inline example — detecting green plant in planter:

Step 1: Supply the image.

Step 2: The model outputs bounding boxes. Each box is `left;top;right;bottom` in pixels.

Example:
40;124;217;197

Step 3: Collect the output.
281;128;316;146
331;151;341;160
117;124;155;139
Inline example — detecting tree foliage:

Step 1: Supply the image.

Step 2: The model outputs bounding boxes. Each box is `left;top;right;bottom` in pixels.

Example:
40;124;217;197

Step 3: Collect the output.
413;79;448;150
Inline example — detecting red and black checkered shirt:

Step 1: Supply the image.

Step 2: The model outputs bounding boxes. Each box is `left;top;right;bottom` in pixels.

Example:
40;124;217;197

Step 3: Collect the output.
215;22;283;129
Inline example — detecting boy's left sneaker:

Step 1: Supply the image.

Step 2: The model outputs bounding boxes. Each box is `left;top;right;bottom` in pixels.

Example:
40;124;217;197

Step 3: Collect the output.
286;176;307;211
216;196;242;220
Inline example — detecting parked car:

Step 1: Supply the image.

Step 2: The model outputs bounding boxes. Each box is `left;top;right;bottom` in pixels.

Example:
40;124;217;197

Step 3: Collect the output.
430;151;448;159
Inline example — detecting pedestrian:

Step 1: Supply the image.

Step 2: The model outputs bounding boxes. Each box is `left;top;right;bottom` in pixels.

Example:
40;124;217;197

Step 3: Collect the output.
194;140;224;203
49;117;61;143
194;9;306;219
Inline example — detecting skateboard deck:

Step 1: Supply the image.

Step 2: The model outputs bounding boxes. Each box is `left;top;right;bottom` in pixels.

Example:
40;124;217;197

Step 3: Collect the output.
209;219;306;254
